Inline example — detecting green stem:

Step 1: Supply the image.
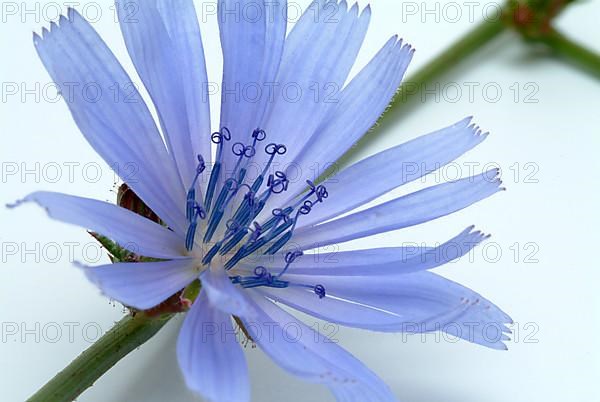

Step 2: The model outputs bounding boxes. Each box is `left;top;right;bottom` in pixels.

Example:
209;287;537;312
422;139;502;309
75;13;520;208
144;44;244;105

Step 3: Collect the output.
535;28;600;79
333;13;507;169
27;313;173;402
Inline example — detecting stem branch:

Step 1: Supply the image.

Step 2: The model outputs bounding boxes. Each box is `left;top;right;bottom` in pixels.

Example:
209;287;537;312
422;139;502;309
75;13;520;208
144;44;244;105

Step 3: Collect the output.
535;28;600;79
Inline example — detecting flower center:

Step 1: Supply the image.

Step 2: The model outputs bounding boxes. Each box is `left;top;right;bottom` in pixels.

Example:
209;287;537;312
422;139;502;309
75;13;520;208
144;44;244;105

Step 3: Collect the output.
184;127;328;299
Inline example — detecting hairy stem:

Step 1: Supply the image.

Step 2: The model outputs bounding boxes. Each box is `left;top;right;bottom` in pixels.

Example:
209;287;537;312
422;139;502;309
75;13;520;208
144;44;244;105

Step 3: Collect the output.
27;313;173;402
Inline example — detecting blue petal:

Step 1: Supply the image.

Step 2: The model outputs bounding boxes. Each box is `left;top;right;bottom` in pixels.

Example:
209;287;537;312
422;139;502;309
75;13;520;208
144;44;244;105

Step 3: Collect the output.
218;0;287;167
177;291;250;402
243;226;487;276
156;0;213;168
79;259;198;310
297;118;487;228
281;35;413;201
291;171;504;250
202;268;255;317
117;0;200;188
263;272;512;350
8;191;186;259
259;1;371;166
242;293;398;401
33;10;187;234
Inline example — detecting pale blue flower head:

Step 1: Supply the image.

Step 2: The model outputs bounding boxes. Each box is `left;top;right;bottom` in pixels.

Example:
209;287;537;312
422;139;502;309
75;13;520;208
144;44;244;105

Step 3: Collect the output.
11;1;512;401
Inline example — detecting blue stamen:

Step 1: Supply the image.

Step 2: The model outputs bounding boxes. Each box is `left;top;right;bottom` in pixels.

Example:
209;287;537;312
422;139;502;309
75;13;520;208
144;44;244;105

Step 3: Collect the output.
248;222;263;242
264;231;294;255
204;132;263;243
314;284;326;299
186;192;196;222
186;155;206;221
252;128;267;142
261;207;293;232
184;155;208;251
203;209;224;243
205;128;231;212
222;178;328;267
213;127;231;161
223;183;253;213
260;143;287;177
229;256;327;300
204;162;221;214
202;242;222;265
178;128;329;287
262;182;329;255
203;178;236;243
220;227;249;255
241;143;285;208
185;221;197;251
267;171;289;194
275;251;303;278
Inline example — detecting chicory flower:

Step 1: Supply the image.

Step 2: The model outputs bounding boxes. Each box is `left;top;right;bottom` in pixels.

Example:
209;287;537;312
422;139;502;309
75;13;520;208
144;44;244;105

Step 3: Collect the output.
11;1;511;401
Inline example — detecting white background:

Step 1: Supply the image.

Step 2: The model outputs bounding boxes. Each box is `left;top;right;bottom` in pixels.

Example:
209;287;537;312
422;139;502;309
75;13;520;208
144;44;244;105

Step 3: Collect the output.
1;0;599;401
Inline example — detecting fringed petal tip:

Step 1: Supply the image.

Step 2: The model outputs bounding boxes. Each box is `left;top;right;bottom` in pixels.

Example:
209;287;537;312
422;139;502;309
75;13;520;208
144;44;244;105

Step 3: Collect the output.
496;324;515;351
431;290;513;351
362;3;372;16
483;167;503;186
344;1;370;18
5;197;27;209
395;36;416;55
466;299;514;351
348;2;358;15
390;35;414;52
395;38;415;74
456;116;491;143
462;225;492;243
33;7;78;42
486;167;507;192
469;123;491;136
6;194;49;212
